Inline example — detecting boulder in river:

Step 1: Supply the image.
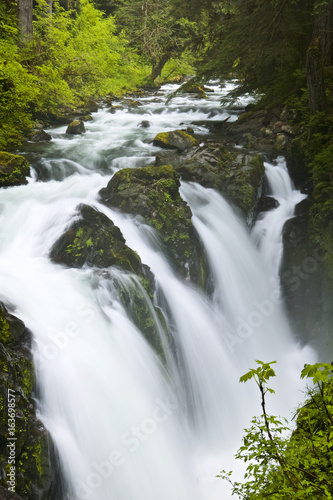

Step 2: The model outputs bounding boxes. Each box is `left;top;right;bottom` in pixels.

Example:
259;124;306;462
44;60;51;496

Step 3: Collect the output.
99;164;206;282
50;204;144;276
138;120;151;128
66;120;86;135
153;130;198;151
178;82;208;98
30;129;52;142
0;152;30;187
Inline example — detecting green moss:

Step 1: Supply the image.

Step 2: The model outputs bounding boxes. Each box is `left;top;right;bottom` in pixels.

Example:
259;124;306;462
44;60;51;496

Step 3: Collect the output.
154;132;169;145
0;314;10;343
66;228;86;257
174;129;198;146
153;130;198;150
0;152;30;187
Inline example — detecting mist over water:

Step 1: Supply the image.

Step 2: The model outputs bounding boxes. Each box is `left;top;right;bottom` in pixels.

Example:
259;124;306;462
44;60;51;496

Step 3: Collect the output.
0;83;315;499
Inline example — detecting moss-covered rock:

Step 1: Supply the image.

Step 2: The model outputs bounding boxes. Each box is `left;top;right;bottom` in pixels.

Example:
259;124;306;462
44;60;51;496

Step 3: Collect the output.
0;152;30;188
50;204;144;275
179;82;208;98
99;165;205;281
0;303;56;500
66;120;86;135
155;142;265;220
103;271;167;359
153;130;198;151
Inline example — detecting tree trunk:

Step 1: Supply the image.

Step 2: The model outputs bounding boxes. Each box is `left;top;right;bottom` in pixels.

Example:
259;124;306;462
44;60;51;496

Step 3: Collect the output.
150;53;171;81
306;36;327;114
316;0;333;65
17;0;33;43
305;0;333;114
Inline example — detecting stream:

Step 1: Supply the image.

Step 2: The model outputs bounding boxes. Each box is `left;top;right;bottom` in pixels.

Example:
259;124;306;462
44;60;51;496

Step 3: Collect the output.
0;82;316;499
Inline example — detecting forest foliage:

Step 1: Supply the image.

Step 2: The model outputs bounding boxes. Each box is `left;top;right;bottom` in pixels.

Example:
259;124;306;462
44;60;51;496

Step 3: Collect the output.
1;0;332;149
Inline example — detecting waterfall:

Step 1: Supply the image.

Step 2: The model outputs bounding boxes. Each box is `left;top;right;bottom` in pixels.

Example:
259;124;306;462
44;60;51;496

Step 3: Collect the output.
0;84;315;500
252;156;307;288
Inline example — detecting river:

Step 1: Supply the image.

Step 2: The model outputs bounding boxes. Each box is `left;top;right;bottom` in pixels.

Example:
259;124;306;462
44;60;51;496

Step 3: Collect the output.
0;82;315;499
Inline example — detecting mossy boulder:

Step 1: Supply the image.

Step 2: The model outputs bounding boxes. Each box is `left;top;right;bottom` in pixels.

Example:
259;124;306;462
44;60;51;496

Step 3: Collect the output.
99;165;205;281
50;204;144;275
153;130;198;152
179;82;208;98
155;142;265;220
0;303;56;500
0;152;30;188
66;120;86;135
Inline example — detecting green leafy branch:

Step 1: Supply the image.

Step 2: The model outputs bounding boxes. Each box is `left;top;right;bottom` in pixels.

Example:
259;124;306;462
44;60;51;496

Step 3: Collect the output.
218;360;333;499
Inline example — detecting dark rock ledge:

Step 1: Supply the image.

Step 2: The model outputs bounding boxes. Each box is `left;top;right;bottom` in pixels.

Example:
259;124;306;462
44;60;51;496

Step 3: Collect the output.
0;303;57;500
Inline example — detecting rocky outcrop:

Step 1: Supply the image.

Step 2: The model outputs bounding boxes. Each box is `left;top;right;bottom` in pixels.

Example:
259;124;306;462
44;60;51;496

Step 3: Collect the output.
281;199;333;355
153;130;199;151
66;120;86;135
222;107;303;157
99;165;205;282
0;153;30;188
155;142;265;220
0;303;57;500
50;204;145;276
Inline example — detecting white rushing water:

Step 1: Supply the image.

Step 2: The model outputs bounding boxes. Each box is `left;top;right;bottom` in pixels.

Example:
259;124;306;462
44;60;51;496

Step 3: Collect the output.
0;83;314;499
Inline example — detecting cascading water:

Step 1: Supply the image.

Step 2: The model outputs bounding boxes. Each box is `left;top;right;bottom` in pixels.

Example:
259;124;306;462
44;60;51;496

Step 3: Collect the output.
252;156;307;288
0;83;315;500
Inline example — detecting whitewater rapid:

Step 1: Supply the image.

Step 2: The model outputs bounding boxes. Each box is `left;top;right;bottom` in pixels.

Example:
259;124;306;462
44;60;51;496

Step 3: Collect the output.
0;83;315;500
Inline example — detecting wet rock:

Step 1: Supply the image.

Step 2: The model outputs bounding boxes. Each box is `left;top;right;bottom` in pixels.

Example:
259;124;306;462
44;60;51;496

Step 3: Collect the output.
153;130;198;151
99;165;205;282
138;120;151;128
30;130;52;142
0;303;57;499
155;142;265;219
108;105;123;114
223;108;300;155
66;120;86;135
50;204;144;275
257;195;279;212
121;99;142;108
0;152;30;187
178;82;207;98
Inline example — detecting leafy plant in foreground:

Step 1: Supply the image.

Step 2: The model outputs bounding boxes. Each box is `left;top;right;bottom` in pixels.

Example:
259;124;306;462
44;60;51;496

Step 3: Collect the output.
219;360;333;499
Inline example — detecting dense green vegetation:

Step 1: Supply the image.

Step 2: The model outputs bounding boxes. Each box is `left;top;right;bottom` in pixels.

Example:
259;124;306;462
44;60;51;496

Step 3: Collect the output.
219;361;333;499
0;0;153;150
